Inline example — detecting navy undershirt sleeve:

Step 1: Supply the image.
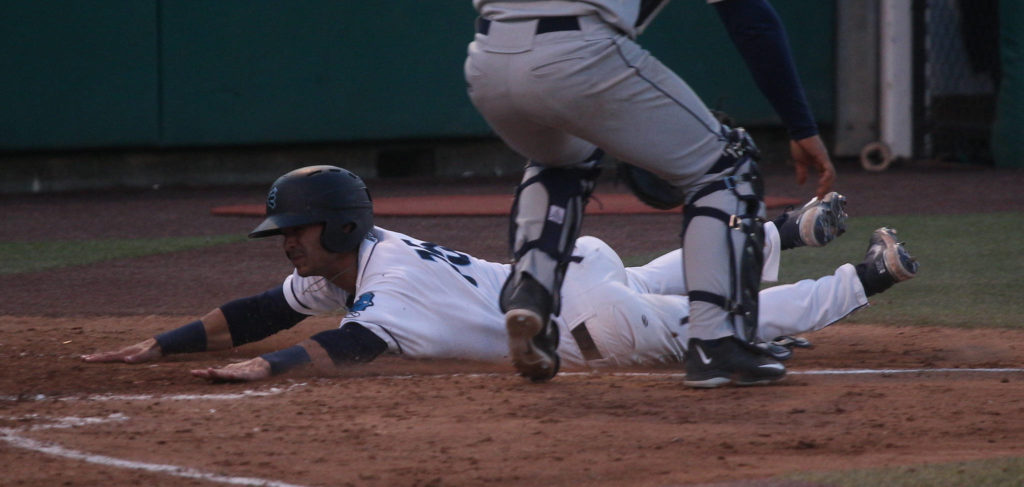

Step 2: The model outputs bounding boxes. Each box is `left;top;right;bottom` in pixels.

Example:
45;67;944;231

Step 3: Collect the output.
259;322;387;375
220;286;308;347
309;323;387;365
713;0;818;140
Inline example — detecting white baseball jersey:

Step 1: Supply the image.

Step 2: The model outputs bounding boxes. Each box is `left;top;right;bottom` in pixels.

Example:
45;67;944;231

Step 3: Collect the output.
282;227;511;362
281;226;868;368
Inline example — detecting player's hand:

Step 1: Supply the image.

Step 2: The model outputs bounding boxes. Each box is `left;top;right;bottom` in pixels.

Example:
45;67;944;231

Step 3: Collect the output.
191;358;272;382
790;135;836;199
81;338;163;363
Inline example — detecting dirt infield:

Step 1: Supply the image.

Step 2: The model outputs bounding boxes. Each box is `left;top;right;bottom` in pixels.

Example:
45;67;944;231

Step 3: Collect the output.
2;161;1023;486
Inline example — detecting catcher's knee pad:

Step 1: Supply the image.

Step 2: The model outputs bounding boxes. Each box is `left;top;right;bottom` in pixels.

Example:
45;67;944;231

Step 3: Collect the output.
683;146;766;344
506;150;603;313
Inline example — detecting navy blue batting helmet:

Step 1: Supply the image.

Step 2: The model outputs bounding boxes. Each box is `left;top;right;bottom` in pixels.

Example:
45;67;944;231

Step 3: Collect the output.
248;165;373;253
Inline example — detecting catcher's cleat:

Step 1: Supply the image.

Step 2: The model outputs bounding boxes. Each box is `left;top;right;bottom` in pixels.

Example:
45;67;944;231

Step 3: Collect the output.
856;227;919;296
501;273;560;382
776;192;848;249
684;337;786;388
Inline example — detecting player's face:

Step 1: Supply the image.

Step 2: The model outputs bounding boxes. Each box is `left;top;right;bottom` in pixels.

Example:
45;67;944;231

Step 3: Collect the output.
281;224;345;278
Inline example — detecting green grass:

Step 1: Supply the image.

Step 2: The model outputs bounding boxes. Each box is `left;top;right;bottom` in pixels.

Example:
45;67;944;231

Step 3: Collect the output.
0;234;246;275
623;212;1024;330
783;456;1024;487
773;212;1023;329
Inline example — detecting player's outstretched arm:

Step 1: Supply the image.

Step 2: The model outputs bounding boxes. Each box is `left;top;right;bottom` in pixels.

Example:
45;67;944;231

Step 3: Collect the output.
82;286;308;365
192;323;388;382
81;337;163;363
81;308;233;363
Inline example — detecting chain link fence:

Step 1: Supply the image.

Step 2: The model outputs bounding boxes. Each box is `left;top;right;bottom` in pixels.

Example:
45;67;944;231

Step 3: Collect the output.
916;0;1000;164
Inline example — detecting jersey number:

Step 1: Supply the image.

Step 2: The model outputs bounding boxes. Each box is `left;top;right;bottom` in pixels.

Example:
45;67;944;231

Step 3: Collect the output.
402;239;478;286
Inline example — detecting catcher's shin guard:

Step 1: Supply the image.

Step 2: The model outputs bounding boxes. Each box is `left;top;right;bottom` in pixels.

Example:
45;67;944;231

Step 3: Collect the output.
683;131;766;345
501;152;602;381
501;152;602;316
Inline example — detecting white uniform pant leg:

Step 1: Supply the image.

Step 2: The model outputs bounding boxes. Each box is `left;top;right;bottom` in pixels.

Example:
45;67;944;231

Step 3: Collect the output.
566;263;868;367
624;222;782;295
558;237;688;367
560;283;689;368
756;264;869;340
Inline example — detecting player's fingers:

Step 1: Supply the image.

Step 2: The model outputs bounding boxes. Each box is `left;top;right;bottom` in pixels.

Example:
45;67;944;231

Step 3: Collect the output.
191;368;240;383
789;140;808;185
191;368;240;382
190;368;213;378
191;365;254;383
793;161;808;185
815;166;836;199
81;350;130;362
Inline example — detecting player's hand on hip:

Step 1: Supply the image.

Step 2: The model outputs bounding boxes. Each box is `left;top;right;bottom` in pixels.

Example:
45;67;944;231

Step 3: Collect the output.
81;338;163;363
790;135;836;199
191;358;271;382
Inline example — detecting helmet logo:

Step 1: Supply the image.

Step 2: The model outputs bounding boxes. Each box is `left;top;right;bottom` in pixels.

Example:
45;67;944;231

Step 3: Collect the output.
267;186;278;210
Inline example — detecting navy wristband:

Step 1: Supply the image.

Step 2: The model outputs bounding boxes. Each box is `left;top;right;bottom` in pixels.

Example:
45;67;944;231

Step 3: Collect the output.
261;345;312;375
154;320;207;354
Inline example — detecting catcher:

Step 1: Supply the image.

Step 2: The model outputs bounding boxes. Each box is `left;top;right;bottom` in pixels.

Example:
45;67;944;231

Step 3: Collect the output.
83;166;918;385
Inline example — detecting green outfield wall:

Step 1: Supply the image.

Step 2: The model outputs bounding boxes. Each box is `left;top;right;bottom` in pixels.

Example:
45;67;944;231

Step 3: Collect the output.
993;0;1024;168
0;1;834;151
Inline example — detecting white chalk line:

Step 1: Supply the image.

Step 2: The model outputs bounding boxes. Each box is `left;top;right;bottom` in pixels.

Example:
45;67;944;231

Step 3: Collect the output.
370;367;1024;380
3;367;1021;404
0;382;307;404
1;413;309;487
566;367;1024;378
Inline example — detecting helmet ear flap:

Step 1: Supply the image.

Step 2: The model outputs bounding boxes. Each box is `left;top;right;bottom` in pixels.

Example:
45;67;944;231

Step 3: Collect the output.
321;221;359;253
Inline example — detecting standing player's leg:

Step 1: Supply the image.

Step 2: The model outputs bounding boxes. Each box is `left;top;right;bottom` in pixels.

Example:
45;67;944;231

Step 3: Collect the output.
500;155;602;381
487;33;784;388
463;19;611;382
464;19;774;384
678;135;787;388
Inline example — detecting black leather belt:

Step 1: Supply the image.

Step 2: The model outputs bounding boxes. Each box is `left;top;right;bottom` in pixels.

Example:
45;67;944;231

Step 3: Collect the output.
476;16;581;36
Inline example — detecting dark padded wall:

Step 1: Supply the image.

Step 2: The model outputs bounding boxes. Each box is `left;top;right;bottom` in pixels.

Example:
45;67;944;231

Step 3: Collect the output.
0;1;834;151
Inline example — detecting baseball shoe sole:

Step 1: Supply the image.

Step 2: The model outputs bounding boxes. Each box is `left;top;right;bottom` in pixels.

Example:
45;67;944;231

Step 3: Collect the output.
782;191;848;248
506;309;559;382
868;227;919;282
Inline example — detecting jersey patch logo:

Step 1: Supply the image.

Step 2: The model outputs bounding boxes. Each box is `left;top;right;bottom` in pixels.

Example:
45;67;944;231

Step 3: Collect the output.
347;292;375;317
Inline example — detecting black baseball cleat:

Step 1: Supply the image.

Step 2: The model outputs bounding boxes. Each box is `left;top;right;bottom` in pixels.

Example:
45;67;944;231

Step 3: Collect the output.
856;227;919;296
500;273;560;382
684;337;786;388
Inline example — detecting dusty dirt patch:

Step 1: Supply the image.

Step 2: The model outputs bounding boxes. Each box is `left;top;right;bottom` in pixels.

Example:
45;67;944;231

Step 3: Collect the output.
2;316;1022;487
